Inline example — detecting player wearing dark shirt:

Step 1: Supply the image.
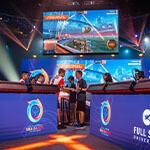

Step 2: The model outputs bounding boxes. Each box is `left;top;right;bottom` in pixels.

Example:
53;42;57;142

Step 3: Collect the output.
68;76;77;125
75;70;87;129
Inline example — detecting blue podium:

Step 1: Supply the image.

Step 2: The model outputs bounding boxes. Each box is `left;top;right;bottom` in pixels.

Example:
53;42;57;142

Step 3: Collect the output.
0;81;59;141
88;80;150;150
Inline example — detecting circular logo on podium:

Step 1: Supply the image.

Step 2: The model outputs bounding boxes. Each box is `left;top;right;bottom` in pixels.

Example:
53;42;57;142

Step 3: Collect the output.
143;109;150;126
27;99;43;123
100;100;111;126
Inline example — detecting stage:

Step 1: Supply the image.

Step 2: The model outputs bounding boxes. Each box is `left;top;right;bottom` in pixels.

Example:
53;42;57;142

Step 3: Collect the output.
0;126;125;150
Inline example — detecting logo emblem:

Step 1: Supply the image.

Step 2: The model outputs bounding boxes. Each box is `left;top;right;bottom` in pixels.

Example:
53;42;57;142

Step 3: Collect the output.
143;109;150;126
27;99;43;123
101;100;111;126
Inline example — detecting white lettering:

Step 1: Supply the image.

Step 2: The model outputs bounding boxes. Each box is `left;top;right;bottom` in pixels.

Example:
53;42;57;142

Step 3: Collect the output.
134;127;137;134
133;135;149;144
133;126;146;137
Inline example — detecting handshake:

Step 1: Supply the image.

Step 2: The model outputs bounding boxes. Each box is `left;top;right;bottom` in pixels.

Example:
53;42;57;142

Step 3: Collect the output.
62;86;76;92
62;85;86;92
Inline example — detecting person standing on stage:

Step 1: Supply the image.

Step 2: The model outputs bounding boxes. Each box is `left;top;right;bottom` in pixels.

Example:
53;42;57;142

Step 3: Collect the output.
67;75;77;126
135;70;145;81
20;71;29;84
36;74;44;84
28;77;36;84
75;70;87;129
103;73;113;83
50;68;66;129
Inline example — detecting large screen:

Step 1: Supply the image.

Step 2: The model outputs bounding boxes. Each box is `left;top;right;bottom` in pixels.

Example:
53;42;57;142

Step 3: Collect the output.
43;10;119;55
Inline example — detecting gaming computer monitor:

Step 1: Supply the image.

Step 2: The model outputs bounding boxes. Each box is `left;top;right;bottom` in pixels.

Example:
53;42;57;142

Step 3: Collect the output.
43;9;119;55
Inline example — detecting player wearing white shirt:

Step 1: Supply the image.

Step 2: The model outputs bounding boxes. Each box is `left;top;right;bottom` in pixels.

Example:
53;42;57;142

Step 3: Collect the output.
50;68;66;129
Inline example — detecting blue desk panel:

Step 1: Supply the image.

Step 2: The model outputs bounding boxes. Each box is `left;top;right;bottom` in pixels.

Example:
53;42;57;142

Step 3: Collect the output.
90;94;150;150
0;93;57;141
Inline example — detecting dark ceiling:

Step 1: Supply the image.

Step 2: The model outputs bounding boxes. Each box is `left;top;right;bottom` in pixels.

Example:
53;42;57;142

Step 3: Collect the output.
0;0;149;19
0;0;150;48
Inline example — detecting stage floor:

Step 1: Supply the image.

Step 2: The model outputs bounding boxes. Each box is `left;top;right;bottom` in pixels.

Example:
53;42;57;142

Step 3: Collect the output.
0;126;125;150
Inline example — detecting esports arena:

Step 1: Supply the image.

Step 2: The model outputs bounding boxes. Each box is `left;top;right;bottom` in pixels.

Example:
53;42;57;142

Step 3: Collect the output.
0;0;150;150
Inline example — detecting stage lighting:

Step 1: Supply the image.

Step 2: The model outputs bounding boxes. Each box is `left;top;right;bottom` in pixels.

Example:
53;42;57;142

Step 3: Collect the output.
135;34;138;38
33;55;37;58
0;37;19;81
125;49;129;54
53;55;57;58
5;134;91;150
144;37;149;43
139;53;143;57
111;54;115;57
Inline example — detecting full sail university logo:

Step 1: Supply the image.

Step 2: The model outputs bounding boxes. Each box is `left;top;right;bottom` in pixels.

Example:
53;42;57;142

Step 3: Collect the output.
27;99;43;123
143;109;150;126
133;109;150;144
100;100;111;136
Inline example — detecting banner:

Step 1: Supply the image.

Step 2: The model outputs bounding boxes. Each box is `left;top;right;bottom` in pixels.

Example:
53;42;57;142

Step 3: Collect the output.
0;93;57;141
90;94;150;149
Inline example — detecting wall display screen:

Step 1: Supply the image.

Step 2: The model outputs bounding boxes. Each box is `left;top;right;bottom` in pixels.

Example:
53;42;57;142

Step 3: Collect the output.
22;59;141;85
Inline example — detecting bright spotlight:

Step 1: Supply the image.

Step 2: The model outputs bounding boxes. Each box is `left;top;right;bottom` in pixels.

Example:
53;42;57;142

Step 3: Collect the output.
111;54;115;57
135;34;138;38
139;53;143;57
125;49;129;54
144;37;149;43
33;55;37;58
53;55;57;58
79;55;83;58
0;36;19;81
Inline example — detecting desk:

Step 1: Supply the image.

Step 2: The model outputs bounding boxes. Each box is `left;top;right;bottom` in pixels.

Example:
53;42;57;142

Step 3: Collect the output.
87;80;150;150
0;81;59;141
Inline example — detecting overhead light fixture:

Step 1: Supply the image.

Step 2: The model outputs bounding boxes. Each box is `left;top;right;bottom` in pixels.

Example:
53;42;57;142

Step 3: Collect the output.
53;55;57;58
111;54;115;57
139;53;143;57
144;37;149;43
125;49;129;54
33;55;37;58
